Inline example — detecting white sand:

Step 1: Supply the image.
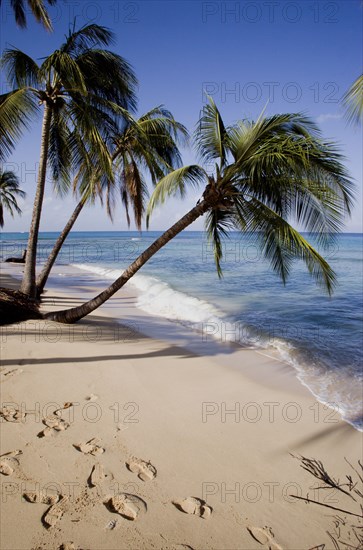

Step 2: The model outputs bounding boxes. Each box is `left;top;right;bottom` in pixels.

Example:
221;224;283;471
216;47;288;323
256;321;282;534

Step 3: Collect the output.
1;265;362;549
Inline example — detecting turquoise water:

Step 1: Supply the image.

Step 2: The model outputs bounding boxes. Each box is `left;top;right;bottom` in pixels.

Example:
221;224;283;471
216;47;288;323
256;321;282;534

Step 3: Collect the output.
1;231;362;428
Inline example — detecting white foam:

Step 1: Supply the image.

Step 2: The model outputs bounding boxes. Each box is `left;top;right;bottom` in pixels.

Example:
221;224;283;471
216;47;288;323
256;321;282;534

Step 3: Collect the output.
71;263;259;346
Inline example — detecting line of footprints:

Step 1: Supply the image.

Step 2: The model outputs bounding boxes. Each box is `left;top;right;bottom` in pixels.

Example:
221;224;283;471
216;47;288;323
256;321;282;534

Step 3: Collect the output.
1;401;283;550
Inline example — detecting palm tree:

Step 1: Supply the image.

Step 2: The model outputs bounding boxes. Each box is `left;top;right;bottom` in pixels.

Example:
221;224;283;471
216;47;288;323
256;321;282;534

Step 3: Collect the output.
343;74;363;125
0;0;57;30
0;169;25;227
35;106;188;295
0;23;137;298
44;99;354;324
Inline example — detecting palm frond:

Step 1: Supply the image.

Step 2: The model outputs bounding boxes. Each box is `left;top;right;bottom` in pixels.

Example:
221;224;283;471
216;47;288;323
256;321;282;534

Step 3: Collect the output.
147;165;208;226
47;105;72;194
223;122;354;253
26;0;53;30
343;74;363;125
228;112;320;166
195;96;228;168
119;158;149;229
0;169;25;227
234;197;336;294
39;51;88;95
1;48;40;88
205;207;236;277
7;0;55;30
75;50;138;111
0;88;39;160
61;23;115;55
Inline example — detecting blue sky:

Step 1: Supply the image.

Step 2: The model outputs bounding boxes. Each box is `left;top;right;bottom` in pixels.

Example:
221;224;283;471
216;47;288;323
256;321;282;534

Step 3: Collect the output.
0;0;362;232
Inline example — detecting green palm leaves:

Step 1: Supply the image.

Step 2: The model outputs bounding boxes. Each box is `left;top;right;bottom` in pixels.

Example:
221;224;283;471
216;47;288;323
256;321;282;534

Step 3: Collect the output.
80;106;189;230
0;170;26;227
114;107;188;228
0;24;137;167
343;74;363;125
1;0;56;30
148;98;354;293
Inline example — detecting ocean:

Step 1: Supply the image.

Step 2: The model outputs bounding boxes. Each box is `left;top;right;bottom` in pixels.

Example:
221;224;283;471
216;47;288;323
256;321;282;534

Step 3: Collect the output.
1;231;362;430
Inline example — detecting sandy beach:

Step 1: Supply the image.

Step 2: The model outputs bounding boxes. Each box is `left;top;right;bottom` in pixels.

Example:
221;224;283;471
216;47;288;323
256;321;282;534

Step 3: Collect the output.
1;264;362;550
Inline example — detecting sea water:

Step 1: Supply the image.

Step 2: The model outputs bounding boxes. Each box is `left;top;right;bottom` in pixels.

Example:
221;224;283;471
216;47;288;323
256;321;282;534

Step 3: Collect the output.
1;231;362;429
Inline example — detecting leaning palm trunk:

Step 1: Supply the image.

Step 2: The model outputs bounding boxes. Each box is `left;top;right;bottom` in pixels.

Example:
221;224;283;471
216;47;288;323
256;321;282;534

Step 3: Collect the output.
20;104;52;298
36;197;85;296
44;200;209;323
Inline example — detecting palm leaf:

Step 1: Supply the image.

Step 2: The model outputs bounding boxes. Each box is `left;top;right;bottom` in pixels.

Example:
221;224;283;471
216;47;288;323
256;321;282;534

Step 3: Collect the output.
234;197;336;294
146;165;208;226
40;51;88;96
343;74;363;125
1;48;40;88
5;0;55;30
76;50;138;111
205;207;236;277
0;88;39;160
0;169;25;227
48;105;72;194
61;23;115;55
25;0;53;30
195;96;228;167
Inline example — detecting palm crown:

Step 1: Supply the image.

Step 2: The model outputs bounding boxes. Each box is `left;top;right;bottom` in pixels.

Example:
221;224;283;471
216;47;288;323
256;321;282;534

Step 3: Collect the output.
0;23;137;182
148;98;354;294
0;170;26;227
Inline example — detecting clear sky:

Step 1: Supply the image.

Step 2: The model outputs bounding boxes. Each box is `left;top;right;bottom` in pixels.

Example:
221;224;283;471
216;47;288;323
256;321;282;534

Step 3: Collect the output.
0;0;362;232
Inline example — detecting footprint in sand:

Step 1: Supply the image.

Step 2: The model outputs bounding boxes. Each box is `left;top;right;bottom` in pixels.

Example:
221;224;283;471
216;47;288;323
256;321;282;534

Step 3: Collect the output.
105;493;147;521
23;491;60;505
0;405;26;423
126;457;157;481
54;402;73;416
38;403;73;437
88;463;113;487
42;496;68;528
74;438;105;456
173;497;212;519
59;543;76;550
0;450;22;476
0;458;15;476
247;526;283;549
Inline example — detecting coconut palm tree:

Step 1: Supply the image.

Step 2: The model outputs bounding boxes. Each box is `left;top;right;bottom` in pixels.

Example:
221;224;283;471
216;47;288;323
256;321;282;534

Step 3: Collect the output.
0;169;25;227
35;106;188;295
0;23;137;298
343;74;363;125
44;99;354;324
0;0;57;30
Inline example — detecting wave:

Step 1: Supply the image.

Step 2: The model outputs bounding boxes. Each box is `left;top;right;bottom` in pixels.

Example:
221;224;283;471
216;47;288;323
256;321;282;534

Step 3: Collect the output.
72;263;262;346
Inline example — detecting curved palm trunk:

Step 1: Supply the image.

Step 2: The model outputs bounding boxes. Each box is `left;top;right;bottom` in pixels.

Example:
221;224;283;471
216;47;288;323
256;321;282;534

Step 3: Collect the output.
44;200;209;324
36;198;85;296
20;104;52;298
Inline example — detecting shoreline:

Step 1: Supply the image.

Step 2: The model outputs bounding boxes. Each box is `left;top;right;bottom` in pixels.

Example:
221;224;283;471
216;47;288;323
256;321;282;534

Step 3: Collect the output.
1;264;362;549
3;260;360;428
